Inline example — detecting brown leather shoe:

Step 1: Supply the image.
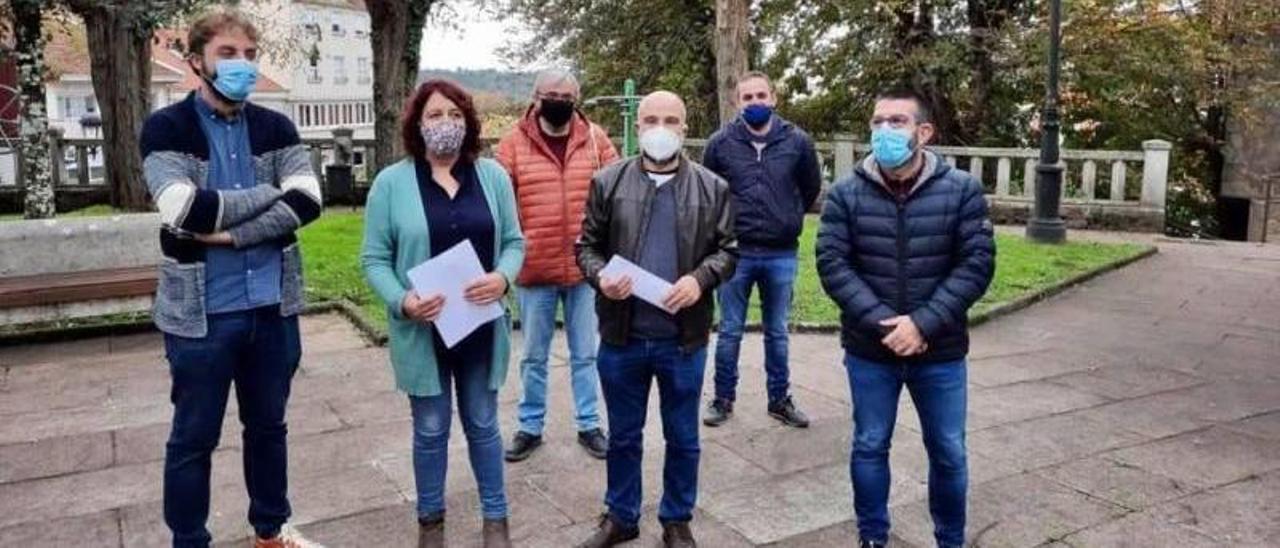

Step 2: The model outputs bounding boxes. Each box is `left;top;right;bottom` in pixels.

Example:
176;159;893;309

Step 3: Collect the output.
417;514;444;548
661;521;696;548
576;513;639;548
482;518;512;548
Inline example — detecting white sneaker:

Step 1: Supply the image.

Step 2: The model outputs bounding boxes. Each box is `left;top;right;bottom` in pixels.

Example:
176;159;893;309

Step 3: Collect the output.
250;523;326;548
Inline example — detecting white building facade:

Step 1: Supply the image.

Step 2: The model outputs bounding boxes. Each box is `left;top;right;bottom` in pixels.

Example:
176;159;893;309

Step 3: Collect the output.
246;0;375;138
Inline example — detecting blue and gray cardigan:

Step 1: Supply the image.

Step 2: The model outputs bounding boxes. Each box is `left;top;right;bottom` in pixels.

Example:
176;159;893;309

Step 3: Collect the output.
140;93;323;338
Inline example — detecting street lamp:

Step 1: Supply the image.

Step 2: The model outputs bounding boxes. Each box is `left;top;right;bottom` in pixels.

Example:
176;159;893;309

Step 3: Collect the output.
1026;0;1067;243
78;106;102;140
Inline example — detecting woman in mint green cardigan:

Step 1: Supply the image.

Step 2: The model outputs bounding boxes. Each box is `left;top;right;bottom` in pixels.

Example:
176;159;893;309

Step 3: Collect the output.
360;80;523;548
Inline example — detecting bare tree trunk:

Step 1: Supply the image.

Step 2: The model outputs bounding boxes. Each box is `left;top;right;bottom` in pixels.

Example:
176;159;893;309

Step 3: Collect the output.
13;0;55;219
714;0;749;128
367;0;433;175
966;0;1020;145
966;0;995;143
892;0;965;145
74;4;152;210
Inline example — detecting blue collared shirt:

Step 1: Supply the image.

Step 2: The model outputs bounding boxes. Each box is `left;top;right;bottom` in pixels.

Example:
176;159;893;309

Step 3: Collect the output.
194;95;283;314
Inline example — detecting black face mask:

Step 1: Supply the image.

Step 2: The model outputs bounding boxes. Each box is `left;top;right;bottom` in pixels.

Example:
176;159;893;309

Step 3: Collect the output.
539;98;576;127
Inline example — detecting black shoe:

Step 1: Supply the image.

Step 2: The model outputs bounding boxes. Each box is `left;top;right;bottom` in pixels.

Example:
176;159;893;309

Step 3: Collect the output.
768;395;810;428
859;540;887;548
578;428;608;459
576;513;639;548
702;398;733;427
504;431;542;462
661;521;696;548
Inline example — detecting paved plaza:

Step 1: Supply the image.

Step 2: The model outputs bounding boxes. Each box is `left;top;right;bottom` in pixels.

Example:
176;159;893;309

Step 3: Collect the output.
1;236;1277;547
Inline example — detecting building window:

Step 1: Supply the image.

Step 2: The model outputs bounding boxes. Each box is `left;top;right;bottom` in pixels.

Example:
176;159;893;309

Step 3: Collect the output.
357;57;371;85
331;22;345;37
60;95;97;119
333;55;348;85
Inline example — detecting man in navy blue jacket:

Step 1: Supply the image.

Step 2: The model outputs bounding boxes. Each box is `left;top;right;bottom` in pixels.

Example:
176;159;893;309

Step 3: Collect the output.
701;71;821;429
816;88;995;548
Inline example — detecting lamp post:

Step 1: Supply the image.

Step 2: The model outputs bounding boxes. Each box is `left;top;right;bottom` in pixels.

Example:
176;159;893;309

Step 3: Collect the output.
1026;0;1067;243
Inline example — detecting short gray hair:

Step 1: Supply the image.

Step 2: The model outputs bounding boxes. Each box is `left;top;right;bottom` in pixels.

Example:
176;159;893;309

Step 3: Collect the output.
532;69;580;97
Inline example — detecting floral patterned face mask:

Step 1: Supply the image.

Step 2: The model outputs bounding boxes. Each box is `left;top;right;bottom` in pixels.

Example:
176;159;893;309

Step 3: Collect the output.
420;120;466;156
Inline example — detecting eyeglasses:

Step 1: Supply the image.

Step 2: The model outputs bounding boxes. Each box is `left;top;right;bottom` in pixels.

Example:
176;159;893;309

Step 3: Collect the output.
537;92;577;102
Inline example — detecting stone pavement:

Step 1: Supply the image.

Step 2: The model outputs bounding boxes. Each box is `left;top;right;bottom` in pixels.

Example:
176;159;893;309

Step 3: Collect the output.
1;237;1277;547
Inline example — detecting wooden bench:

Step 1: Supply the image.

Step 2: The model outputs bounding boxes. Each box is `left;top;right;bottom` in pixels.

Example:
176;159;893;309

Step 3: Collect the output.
1;213;162;328
0;267;158;310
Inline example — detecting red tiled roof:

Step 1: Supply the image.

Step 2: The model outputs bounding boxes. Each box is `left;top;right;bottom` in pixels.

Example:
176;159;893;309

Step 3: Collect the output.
294;0;366;11
42;20;91;79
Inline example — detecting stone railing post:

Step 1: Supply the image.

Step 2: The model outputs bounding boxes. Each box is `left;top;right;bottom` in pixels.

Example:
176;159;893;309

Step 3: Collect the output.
833;135;856;182
332;127;354;167
1140;139;1172;209
47;127;66;187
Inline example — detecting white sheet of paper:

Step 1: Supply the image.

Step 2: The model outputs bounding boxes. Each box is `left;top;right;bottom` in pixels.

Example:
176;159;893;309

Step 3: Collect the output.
406;240;504;349
599;255;675;314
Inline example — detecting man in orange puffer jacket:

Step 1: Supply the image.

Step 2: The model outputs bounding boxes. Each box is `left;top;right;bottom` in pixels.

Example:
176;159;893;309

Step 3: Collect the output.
495;69;620;463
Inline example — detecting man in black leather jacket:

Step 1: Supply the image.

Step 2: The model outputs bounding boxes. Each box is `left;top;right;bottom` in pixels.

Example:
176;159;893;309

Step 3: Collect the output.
574;90;737;548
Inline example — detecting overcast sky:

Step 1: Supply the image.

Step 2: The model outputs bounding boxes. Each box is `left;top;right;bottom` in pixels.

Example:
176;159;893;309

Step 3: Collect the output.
418;2;526;71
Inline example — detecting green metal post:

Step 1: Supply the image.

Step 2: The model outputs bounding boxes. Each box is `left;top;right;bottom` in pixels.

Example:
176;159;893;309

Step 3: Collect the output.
621;79;638;156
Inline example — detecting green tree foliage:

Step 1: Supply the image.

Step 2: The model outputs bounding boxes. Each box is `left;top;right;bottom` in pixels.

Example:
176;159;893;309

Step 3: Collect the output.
499;0;1278;233
494;0;721;136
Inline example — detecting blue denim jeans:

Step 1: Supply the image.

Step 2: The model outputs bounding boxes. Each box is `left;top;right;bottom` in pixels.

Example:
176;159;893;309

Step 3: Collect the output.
598;339;707;527
516;283;601;435
714;252;797;403
163;306;300;547
844;354;968;547
409;351;507;520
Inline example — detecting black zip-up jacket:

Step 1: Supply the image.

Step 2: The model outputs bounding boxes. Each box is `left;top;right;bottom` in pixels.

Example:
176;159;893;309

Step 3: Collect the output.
816;151;996;364
576;156;739;352
702;116;821;253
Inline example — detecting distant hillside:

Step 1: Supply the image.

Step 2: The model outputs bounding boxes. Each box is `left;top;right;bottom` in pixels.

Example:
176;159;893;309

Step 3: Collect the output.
417;68;537;102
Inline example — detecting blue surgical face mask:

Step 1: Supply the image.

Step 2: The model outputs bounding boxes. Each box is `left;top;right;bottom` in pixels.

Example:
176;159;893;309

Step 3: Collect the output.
203;59;258;103
870;125;916;169
741;104;774;128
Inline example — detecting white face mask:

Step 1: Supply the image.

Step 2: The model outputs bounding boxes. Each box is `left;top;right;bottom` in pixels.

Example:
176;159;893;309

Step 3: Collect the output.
639;126;683;163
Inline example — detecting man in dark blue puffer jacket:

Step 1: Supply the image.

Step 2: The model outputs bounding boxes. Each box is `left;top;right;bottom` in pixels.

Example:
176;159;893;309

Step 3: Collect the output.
701;71;822;430
816;88;996;548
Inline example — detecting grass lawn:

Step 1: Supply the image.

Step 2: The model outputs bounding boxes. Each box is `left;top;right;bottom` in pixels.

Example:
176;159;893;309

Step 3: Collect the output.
299;211;1151;334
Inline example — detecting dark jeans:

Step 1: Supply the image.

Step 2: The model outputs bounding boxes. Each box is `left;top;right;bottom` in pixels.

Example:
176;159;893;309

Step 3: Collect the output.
714;253;797;403
163;306;301;547
598;338;707;527
409;348;507;520
844;354;968;547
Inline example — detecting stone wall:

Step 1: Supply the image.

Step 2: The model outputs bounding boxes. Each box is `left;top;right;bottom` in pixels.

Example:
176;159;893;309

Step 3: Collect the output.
0;213;159;277
987;198;1165;233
